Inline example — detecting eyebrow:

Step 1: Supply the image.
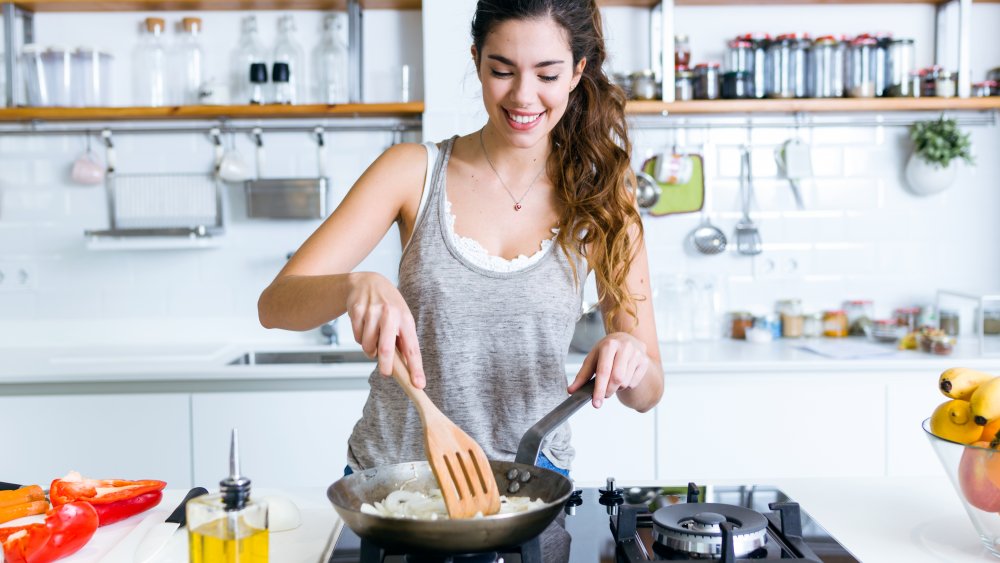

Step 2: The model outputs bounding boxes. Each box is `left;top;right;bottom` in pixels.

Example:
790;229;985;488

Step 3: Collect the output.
487;54;565;69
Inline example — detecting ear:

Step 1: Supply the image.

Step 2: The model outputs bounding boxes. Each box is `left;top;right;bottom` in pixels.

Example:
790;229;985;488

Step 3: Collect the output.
471;45;480;74
571;57;587;90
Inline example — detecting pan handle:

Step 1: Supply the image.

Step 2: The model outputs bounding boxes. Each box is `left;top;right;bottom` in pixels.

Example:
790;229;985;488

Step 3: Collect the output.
514;379;596;466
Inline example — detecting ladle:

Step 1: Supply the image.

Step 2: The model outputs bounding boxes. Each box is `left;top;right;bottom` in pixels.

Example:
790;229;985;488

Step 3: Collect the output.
691;217;727;255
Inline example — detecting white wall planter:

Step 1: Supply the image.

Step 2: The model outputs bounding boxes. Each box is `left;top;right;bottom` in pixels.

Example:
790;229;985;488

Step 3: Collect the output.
905;153;959;196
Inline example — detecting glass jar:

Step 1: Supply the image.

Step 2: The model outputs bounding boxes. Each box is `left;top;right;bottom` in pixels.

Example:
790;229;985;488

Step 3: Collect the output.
740;33;771;99
885;38;915;97
132;17;169;106
766;34;808;99
803;313;823;338
873;32;892;97
725;39;753;73
940;310;960;337
721;71;753;99
730;312;754;340
675;69;694;101
847;36;878;98
935;71;957;98
894;306;922;332
973;81;997;97
776;299;804;339
921;66;943;97
871;319;901;343
808;36;845;98
908;70;923;98
611;72;632;99
675;35;691;69
631;69;658;100
693;62;720;100
823;310;849;338
844;299;874;336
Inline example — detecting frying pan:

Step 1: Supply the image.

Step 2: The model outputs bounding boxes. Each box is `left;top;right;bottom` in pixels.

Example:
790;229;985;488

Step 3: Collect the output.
327;379;595;554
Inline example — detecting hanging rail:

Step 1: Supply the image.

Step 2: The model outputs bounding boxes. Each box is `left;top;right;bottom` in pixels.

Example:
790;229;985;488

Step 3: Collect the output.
627;110;998;130
0;117;422;136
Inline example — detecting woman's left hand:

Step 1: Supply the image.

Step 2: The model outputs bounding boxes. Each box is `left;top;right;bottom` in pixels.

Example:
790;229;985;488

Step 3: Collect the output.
568;332;650;408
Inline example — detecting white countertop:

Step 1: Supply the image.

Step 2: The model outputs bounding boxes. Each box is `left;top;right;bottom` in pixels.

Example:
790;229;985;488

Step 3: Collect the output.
4;337;1000;385
11;476;995;563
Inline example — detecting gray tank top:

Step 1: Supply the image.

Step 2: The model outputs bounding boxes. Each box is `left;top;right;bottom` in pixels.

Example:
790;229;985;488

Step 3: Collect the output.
346;136;584;471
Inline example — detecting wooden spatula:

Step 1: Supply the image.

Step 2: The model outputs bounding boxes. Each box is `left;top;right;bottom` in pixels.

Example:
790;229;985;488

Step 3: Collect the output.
391;352;502;518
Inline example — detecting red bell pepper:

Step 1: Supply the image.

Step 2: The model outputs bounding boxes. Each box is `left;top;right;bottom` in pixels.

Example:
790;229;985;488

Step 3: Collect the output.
0;501;99;563
49;472;166;527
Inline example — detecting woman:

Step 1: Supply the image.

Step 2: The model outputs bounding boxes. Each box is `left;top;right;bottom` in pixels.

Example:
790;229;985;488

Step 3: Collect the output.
258;0;663;476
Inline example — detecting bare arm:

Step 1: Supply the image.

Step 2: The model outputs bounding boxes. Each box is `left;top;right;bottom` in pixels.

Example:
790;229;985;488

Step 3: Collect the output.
568;225;664;413
257;142;429;384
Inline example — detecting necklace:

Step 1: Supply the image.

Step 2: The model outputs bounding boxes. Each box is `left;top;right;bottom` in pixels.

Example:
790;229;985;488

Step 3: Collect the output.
479;129;546;211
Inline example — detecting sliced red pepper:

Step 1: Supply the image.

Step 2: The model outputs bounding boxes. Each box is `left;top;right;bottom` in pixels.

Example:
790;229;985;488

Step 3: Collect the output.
0;501;99;563
49;472;166;527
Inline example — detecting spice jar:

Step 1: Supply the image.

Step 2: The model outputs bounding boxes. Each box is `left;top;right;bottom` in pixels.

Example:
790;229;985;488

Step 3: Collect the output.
776;299;803;339
675;35;691;69
693;62;721;100
730;312;754;340
973;81;998;97
844;299;874;336
803;313;823;338
939;310;960;337
847;36;878;97
766;34;808;98
725;39;754;73
935;71;957;98
808;36;845;98
822;310;848;338
675;69;694;101
921;66;943;97
739;32;771;99
630;70;658;100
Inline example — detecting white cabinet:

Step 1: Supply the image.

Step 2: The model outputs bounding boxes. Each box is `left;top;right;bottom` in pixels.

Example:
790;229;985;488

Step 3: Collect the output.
657;373;886;480
887;375;947;477
191;390;368;488
0;393;191;487
569;397;657;484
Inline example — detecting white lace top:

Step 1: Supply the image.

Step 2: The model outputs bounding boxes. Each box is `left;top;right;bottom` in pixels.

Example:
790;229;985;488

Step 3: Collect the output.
410;141;557;273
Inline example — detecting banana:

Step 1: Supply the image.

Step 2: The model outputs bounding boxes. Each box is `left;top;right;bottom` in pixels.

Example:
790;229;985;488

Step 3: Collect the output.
940;367;994;400
930;399;984;443
970;376;1000;426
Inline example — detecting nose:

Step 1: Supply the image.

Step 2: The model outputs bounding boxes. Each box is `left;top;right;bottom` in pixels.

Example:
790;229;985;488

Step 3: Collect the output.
509;75;537;107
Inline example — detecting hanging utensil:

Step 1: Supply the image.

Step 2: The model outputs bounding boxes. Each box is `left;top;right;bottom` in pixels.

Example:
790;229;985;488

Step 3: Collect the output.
691;216;727;255
633;170;661;210
775;138;810;209
391;351;501;519
735;146;762;256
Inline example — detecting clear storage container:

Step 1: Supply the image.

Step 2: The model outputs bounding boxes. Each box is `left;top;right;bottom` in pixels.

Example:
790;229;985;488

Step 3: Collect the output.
313;13;349;104
740;32;770;99
173;17;205;105
847;36;878;98
808;36;845;98
766;34;808;99
132;17;169;106
725;39;753;73
885;38;915;97
71;47;112;106
693;62;720;100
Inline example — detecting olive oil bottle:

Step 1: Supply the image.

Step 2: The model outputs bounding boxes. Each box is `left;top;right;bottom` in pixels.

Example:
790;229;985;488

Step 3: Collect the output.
187;429;269;563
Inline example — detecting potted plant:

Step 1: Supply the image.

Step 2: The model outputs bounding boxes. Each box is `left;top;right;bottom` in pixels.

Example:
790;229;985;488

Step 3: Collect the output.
905;116;975;195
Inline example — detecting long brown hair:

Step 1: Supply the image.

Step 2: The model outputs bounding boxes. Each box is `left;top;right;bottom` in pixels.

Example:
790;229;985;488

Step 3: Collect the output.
472;0;642;327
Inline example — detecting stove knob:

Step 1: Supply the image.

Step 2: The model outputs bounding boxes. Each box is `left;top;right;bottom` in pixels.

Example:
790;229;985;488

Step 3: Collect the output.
564;490;583;516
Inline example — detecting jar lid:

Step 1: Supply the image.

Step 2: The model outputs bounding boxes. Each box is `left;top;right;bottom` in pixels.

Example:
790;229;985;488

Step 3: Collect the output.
874;319;896;326
144;17;166;32
776;32;810;40
813;36;840;45
727;39;753;48
676;70;695;78
895;306;922;314
694;62;721;69
890;37;915;44
851;36;878;46
974;80;998;87
739;32;772;41
182;17;203;33
845;299;873;305
825;310;846;315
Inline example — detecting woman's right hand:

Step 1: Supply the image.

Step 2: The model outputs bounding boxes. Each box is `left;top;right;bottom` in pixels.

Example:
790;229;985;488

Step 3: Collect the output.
345;272;425;388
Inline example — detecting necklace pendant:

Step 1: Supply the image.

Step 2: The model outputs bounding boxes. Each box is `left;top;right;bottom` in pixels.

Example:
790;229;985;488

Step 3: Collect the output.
514;202;522;211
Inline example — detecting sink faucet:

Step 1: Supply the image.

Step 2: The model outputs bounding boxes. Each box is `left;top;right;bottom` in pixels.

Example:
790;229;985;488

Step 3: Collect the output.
320;320;339;346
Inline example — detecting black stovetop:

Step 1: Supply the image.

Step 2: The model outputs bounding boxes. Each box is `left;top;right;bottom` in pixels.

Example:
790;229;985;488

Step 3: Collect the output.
328;482;861;562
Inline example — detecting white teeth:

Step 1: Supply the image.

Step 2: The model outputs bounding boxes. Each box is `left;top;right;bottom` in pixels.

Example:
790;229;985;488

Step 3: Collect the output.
508;111;542;124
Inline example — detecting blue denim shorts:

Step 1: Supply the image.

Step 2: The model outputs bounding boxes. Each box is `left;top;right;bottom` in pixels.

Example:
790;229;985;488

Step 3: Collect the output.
344;452;570;478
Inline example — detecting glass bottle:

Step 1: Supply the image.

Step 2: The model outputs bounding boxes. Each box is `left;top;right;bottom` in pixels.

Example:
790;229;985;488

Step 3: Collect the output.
131;17;168;106
230;16;268;106
273;15;305;105
313;13;349;104
674;35;691;69
173;17;205;105
187;429;268;563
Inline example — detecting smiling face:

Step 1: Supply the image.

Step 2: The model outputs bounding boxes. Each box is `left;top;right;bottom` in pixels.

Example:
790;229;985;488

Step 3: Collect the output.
473;16;586;150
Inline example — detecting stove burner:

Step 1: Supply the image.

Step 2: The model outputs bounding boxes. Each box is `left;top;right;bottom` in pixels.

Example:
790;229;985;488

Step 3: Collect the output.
652;502;768;557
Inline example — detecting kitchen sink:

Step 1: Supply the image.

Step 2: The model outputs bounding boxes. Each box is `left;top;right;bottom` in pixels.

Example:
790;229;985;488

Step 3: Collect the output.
227;350;374;365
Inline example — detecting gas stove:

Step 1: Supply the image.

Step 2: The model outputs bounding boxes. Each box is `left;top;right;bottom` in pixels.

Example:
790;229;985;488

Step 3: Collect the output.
327;479;860;562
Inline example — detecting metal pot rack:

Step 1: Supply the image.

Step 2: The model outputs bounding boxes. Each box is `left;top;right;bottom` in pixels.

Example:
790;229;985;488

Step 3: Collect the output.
627;110;998;130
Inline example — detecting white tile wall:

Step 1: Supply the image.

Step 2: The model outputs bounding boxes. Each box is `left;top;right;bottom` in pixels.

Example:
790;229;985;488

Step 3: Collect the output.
0;2;998;346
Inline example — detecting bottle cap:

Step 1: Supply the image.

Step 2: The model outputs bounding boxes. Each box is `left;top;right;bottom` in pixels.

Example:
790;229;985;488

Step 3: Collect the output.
144;17;165;33
182;17;202;33
272;62;290;83
250;63;268;84
220;428;252;511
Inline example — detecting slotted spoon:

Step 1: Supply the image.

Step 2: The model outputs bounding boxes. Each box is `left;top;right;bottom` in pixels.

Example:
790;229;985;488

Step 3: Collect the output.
391;352;502;518
735;146;763;256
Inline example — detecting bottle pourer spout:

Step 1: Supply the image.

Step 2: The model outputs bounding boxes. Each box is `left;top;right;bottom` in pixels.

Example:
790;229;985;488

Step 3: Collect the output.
220;427;251;511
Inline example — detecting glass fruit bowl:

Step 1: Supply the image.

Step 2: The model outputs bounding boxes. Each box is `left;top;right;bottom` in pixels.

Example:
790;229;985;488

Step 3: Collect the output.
924;417;1000;557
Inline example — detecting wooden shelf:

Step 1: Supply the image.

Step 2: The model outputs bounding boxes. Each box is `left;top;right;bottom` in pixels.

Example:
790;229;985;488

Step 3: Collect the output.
11;0;420;11
0;102;424;122
626;97;1000;114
